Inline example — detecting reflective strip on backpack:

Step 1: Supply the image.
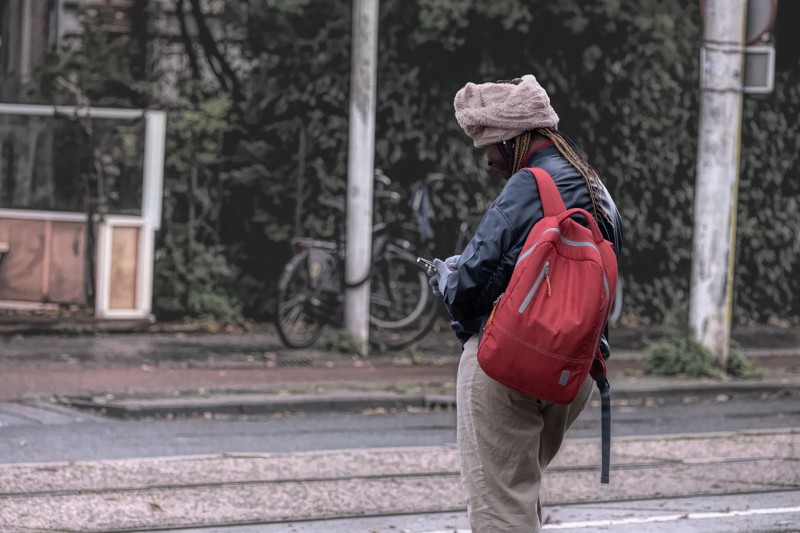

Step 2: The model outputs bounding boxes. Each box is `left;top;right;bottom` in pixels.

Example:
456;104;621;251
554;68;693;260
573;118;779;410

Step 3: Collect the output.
591;272;611;352
518;261;550;313
517;227;602;266
559;234;600;252
516;228;560;265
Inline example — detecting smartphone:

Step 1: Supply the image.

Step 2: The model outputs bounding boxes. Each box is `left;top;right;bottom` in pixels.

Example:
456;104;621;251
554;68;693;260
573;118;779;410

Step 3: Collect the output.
416;257;436;272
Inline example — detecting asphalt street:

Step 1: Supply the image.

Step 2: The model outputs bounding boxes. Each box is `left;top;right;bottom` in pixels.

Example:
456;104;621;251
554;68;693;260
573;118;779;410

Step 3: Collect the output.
1;386;798;463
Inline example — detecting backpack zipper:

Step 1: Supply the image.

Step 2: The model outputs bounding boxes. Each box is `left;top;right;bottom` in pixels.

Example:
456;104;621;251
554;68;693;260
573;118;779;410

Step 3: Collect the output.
487;293;503;324
545;262;551;297
518;260;550;313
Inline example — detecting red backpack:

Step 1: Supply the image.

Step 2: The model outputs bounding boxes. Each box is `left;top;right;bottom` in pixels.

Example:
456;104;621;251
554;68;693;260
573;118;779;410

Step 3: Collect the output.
477;167;618;483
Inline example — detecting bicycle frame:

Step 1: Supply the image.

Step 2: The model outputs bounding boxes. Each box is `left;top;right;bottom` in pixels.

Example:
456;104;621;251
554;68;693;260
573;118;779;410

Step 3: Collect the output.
288;238;344;327
276;172;440;349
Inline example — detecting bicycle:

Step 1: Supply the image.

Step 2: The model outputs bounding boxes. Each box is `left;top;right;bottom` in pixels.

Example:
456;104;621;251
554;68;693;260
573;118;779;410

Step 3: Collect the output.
275;171;440;350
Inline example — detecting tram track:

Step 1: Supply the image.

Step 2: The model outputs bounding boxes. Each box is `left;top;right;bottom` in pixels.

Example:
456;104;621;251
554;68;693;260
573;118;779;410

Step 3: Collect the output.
0;453;792;501
0;429;797;532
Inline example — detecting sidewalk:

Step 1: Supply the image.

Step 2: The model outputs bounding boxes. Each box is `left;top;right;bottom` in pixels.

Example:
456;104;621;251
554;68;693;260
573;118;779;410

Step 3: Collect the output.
1;324;799;409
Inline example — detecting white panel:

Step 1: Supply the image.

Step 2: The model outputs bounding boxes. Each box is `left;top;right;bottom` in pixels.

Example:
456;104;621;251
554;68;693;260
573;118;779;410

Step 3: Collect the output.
94;222;113;318
0;209;86;222
0;103;144;119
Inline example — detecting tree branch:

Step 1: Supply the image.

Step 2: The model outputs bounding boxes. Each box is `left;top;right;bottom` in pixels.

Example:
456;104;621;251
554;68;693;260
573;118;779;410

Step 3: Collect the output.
187;0;242;101
175;0;202;81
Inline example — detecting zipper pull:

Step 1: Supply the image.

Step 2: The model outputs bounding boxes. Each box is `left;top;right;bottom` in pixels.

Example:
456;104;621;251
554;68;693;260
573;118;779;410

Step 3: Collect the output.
488;294;502;324
545;261;552;297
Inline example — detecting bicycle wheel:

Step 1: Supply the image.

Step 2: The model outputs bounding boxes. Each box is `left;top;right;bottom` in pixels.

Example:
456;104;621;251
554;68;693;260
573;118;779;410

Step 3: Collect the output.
275;251;326;348
369;247;439;350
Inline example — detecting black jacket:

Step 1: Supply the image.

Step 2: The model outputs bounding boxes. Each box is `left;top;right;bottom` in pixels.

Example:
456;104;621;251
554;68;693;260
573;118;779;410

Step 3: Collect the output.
443;144;624;350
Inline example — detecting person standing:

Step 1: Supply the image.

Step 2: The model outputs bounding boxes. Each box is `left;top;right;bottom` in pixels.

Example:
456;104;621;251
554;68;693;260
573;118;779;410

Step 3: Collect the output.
428;75;623;532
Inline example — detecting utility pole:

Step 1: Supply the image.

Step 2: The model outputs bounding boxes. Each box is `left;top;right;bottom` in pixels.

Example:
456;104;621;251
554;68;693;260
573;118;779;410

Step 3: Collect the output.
689;0;748;366
344;0;379;355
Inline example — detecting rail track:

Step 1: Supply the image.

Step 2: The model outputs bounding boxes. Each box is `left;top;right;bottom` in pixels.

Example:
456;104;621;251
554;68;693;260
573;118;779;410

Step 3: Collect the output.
0;430;798;532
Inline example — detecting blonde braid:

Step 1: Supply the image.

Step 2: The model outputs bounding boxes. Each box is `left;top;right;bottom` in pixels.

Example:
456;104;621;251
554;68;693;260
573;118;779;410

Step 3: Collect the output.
536;127;613;225
510;130;531;175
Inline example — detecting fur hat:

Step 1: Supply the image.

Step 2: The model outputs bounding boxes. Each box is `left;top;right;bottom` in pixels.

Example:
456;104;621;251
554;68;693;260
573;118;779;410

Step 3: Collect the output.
454;75;559;148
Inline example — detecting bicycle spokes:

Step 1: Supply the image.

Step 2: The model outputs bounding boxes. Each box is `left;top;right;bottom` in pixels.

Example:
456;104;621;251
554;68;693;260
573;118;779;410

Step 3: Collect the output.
275;250;327;348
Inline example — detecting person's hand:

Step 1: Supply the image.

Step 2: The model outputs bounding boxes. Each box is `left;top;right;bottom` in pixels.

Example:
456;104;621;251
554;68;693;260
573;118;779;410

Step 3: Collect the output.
426;261;442;296
428;258;457;297
445;255;460;269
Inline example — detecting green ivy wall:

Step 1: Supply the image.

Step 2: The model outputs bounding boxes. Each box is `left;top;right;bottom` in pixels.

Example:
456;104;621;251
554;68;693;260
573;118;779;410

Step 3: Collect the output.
40;0;800;324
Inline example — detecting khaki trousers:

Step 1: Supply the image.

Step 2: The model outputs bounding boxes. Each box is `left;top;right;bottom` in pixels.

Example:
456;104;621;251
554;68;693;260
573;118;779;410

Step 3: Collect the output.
457;336;594;532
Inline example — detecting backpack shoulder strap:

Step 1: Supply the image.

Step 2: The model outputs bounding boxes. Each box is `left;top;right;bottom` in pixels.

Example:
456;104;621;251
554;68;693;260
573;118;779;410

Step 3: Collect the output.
524;167;566;217
591;355;611;485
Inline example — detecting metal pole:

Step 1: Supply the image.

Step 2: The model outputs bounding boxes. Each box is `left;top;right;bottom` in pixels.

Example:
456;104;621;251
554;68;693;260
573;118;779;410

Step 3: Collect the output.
294;129;306;240
19;0;32;83
344;0;379;354
689;0;748;366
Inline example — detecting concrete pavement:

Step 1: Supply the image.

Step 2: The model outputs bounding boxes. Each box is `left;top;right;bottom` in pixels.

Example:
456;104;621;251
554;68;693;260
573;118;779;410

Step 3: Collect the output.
1;324;799;531
1;324;799;407
1;429;797;531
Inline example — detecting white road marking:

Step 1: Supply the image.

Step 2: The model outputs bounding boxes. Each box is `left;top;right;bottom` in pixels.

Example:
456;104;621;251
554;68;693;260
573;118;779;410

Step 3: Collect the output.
421;505;800;532
543;505;800;530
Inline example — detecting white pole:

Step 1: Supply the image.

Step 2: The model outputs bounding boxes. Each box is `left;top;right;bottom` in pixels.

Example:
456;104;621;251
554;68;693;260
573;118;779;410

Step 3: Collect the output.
143;111;167;231
344;0;379;354
689;0;747;366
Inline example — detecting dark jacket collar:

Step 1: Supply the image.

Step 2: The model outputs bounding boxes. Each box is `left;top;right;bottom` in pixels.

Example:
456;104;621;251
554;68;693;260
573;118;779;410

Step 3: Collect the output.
524;143;560;167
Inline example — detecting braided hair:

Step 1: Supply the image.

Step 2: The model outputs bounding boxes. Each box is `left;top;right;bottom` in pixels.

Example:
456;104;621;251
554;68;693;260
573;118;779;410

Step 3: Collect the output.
538;127;613;226
494;79;612;225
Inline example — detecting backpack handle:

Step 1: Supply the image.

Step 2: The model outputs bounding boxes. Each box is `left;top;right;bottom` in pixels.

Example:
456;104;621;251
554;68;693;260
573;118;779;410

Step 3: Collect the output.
557;208;605;244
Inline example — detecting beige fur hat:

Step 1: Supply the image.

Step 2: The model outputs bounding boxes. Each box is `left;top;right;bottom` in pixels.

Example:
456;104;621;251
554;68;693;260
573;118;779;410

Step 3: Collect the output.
454;75;559;148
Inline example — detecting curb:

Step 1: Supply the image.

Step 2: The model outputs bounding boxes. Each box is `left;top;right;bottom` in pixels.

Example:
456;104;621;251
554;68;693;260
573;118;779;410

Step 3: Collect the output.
65;393;457;419
609;379;800;401
63;378;800;419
